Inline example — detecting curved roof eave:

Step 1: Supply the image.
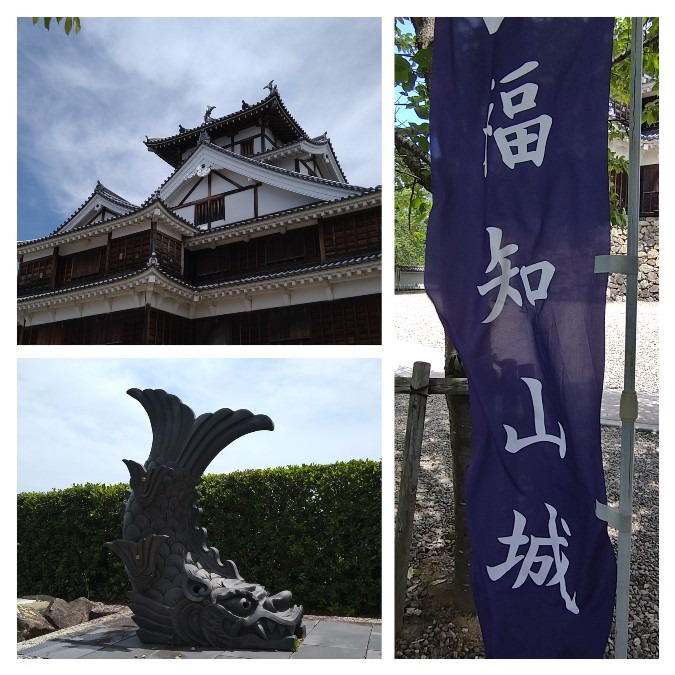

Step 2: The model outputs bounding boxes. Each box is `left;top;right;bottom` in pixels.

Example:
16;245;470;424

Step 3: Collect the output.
162;141;368;204
17;253;382;308
18;200;198;257
186;189;382;248
257;136;347;183
144;92;310;166
54;181;138;235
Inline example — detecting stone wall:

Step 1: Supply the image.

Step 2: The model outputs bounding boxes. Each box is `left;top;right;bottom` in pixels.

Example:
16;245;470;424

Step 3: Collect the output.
606;217;659;301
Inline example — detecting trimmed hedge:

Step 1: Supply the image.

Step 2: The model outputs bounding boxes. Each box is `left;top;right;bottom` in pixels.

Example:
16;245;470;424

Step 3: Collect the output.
17;460;381;617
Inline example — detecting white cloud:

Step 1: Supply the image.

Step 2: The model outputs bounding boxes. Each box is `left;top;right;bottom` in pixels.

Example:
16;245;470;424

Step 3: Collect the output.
17;358;381;493
17;17;382;238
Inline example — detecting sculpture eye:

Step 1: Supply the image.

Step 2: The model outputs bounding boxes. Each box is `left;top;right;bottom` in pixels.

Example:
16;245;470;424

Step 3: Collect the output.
223;594;256;616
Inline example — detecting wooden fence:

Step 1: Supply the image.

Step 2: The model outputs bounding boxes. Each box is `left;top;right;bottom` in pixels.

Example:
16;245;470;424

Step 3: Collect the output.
394;361;468;635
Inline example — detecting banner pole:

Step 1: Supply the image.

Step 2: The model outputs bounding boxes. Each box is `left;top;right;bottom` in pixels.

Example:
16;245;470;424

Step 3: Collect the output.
614;16;642;660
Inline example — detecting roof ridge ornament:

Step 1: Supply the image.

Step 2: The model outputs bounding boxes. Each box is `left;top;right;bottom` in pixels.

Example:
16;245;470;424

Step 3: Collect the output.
203;105;216;124
198;129;211;143
264;79;278;94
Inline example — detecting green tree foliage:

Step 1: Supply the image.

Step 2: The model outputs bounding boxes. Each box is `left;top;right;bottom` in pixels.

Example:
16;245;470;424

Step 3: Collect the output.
608;18;659;226
32;17;81;35
395;18;433;194
395;170;430;266
394;17;659;230
395;19;433;267
17;461;381;617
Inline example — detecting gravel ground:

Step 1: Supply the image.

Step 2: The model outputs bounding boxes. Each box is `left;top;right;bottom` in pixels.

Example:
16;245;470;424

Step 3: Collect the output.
394;293;659;659
395;293;659;393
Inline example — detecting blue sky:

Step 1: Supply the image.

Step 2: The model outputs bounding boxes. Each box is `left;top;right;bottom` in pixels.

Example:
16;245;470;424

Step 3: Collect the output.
17;358;382;493
17;17;382;242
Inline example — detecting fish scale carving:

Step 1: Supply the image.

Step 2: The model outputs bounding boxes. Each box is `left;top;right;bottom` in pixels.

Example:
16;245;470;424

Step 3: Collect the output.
105;388;304;650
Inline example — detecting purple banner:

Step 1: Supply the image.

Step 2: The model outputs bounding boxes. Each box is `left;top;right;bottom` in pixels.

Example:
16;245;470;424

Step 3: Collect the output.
426;18;616;658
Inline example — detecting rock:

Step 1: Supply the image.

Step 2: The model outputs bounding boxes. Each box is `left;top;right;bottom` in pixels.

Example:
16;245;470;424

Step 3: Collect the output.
17;605;55;641
45;598;85;630
20;594;55;604
68;597;93;623
89;601;126;619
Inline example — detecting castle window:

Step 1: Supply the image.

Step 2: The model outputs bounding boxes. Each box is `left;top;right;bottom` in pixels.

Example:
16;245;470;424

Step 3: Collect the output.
72;249;101;278
195;196;225;227
265;231;306;264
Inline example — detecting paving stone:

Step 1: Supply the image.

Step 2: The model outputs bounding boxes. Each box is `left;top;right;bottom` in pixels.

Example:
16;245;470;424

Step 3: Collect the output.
301;619;320;634
215;649;293;659
301;622;372;650
33;641;103;659
148;648;223;659
367;628;382;651
293;645;366;659
69;627;137;646
81;647;150;659
17;618;380;660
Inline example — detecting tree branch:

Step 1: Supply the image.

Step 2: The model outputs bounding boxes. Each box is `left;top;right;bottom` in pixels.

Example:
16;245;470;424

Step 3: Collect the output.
612;33;659;67
395;130;432;192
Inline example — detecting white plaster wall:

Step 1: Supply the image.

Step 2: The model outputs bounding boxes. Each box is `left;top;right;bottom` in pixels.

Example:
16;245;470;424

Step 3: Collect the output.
21;248;55;263
233;126;259;142
212;173;236;193
274;157;297;172
610;141;659;165
257;185;315;216
331;276;381;299
188;274;380;319
110;221;151;238
168;178;204;206
224;190;255;224
217;168;251;190
59;234;109;255
174;205;194;224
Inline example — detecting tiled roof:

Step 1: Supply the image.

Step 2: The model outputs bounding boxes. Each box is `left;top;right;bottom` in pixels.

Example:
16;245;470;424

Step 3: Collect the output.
18;185;381;253
144;92;311;167
17;252;382;302
256;135;348;183
195;252;382;290
204;141;368;190
148;139;372;202
609;98;660;140
188;189;381;244
53;181;138;235
19;199;197;249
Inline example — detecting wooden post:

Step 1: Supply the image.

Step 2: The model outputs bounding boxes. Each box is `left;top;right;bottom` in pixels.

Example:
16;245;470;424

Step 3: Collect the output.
395;361;430;636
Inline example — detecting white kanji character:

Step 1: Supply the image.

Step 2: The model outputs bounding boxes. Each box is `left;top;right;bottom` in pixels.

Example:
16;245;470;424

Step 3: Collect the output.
483;60;553;174
477;228;555;323
503;377;566;458
486;503;579;614
493;115;553;169
477;227;522;323
520;261;556;305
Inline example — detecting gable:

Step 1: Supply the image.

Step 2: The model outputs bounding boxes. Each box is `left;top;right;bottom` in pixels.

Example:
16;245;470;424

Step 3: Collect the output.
160;144;361;229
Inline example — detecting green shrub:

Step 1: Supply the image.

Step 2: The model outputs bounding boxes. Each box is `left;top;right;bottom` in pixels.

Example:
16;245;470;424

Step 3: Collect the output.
17;460;381;617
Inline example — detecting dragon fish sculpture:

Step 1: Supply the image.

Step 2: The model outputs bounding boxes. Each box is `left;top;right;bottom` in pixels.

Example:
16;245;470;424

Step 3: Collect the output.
105;388;304;650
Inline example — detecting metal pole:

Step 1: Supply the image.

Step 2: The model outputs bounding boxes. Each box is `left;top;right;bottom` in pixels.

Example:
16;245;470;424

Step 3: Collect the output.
614;16;642;660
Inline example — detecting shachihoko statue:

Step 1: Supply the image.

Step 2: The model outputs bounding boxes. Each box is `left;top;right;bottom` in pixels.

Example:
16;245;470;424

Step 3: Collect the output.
105;388;304;650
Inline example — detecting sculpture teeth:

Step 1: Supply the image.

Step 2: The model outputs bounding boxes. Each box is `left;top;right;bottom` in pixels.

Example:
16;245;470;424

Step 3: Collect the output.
255;622;267;641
